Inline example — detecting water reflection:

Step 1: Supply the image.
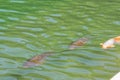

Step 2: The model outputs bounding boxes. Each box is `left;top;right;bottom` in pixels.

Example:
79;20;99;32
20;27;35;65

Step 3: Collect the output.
113;21;120;25
10;0;25;3
45;16;58;23
8;17;19;21
0;9;27;14
0;19;6;22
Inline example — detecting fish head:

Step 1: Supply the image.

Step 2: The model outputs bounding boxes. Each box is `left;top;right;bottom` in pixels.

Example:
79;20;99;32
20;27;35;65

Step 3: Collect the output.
100;43;103;45
100;43;107;49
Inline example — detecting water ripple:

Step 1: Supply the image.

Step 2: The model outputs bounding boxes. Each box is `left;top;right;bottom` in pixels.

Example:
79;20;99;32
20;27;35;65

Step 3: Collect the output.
0;9;27;14
7;17;19;21
10;0;25;3
0;0;120;80
0;36;28;44
15;26;44;32
0;19;6;22
45;16;58;23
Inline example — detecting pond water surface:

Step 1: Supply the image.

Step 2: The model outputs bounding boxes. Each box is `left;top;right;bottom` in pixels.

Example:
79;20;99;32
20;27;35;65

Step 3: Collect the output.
0;0;120;80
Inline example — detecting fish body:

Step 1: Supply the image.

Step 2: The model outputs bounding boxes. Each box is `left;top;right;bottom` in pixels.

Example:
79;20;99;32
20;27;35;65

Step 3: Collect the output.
114;36;120;44
23;52;52;68
100;38;115;49
69;37;88;50
100;36;120;49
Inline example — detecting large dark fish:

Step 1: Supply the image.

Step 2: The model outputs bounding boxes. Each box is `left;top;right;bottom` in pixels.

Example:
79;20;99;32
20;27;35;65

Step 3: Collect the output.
23;52;53;68
69;37;88;50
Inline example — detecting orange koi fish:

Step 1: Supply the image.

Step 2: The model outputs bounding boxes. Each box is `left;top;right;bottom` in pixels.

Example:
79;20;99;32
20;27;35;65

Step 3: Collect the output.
100;36;120;49
69;37;88;50
23;52;53;68
114;36;120;44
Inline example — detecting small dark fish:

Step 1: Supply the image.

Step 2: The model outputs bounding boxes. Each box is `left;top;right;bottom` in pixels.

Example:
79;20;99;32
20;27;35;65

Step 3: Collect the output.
69;37;88;50
23;52;53;68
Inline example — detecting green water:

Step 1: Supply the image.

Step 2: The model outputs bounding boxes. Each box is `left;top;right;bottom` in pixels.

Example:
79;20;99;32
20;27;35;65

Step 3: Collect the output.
0;0;120;80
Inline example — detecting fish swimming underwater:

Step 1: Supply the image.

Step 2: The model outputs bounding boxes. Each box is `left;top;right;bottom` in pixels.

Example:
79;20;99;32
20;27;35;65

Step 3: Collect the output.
23;52;53;68
69;37;88;50
114;36;120;44
100;36;120;49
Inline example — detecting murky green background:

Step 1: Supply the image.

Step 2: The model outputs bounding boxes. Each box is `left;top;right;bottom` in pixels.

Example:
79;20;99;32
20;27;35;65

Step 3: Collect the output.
0;0;120;80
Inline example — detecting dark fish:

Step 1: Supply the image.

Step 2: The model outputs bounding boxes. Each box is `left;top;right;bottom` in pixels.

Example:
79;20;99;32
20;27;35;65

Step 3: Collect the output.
23;52;53;68
69;37;88;50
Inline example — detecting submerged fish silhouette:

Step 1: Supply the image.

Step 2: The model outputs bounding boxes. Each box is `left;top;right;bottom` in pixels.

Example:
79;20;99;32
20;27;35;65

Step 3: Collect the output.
100;36;120;49
23;52;53;68
69;37;88;50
